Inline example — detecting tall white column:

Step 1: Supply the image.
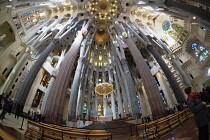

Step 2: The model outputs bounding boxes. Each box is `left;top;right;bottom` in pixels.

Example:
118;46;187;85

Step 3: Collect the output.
113;67;124;117
86;68;93;119
108;69;116;119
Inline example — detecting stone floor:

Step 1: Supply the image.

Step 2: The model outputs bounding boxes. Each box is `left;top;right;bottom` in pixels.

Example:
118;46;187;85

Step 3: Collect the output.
0;113;199;140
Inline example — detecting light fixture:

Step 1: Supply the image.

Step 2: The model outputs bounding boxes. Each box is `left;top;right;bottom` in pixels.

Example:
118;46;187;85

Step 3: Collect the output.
6;5;12;7
82;29;88;36
95;83;114;95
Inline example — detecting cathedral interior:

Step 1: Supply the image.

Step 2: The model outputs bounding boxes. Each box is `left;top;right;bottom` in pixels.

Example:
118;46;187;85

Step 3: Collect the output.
0;0;210;132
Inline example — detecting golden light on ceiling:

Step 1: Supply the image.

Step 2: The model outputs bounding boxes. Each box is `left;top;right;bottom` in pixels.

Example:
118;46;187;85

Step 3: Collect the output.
95;83;114;95
90;0;118;20
94;25;109;43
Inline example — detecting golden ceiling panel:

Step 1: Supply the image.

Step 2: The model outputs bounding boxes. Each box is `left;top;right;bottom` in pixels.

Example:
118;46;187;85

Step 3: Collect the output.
94;25;109;43
95;83;114;95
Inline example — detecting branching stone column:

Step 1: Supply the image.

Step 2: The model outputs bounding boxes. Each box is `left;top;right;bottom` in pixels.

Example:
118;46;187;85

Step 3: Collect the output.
102;69;108;117
94;70;99;117
114;21;166;119
108;68;116;119
31;18;61;49
67;30;92;120
131;22;188;101
116;58;130;114
147;45;185;103
40;75;55;114
108;30;130;115
115;59;129;114
125;38;165;119
14;39;59;112
78;66;90;118
113;67;124;117
13;16;77;114
134;22;192;87
86;68;93;119
44;19;93;124
41;49;66;114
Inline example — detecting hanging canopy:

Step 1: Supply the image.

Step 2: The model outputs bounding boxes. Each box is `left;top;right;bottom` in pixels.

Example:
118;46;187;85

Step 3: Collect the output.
95;83;114;95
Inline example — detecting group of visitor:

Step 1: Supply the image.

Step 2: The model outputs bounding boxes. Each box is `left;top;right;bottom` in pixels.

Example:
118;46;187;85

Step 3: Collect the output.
0;94;14;122
0;93;45;123
27;111;45;123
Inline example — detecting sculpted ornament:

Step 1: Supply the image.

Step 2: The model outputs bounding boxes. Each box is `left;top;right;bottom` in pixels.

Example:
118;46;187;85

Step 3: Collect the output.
122;32;128;38
82;29;88;36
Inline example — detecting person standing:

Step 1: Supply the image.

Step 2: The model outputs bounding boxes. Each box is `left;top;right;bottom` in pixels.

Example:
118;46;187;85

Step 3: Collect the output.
0;93;4;110
184;87;209;140
0;95;11;122
8;98;13;115
119;113;121;119
15;103;21;119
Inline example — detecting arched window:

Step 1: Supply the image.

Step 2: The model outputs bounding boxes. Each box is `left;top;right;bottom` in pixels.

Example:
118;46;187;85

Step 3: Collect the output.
191;43;209;62
162;20;170;31
171;24;183;33
162;21;183;41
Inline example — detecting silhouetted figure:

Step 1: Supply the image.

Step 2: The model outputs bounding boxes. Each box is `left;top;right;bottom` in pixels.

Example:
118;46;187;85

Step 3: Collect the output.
41;115;45;123
176;103;184;111
27;111;31;119
0;93;4;110
198;91;208;102
119;113;121;119
15;103;21;119
29;111;33;120
8;99;13;115
38;113;42;122
146;115;151;122
0;95;11;121
33;112;37;122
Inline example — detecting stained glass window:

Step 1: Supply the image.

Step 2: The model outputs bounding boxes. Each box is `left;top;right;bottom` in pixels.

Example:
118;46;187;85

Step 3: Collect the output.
191;43;198;49
171;24;183;33
195;52;199;57
191;43;209;61
162;20;170;31
199;46;205;51
168;31;178;40
203;50;209;55
199;56;204;61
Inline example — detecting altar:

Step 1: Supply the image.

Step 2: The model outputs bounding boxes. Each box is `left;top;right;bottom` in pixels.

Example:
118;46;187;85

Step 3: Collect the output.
98;116;113;121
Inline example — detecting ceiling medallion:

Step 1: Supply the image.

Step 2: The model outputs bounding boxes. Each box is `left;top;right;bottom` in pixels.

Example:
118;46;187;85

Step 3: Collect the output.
95;83;114;95
90;0;118;20
82;29;88;36
122;32;128;38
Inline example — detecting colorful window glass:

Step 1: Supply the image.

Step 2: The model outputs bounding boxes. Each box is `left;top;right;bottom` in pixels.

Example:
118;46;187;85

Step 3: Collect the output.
168;31;178;40
191;43;198;49
171;24;183;33
162;20;170;31
199;46;205;51
191;43;209;61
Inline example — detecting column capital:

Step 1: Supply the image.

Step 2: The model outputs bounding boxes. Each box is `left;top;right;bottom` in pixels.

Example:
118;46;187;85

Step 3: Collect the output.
53;38;59;44
147;44;153;50
121;58;127;65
